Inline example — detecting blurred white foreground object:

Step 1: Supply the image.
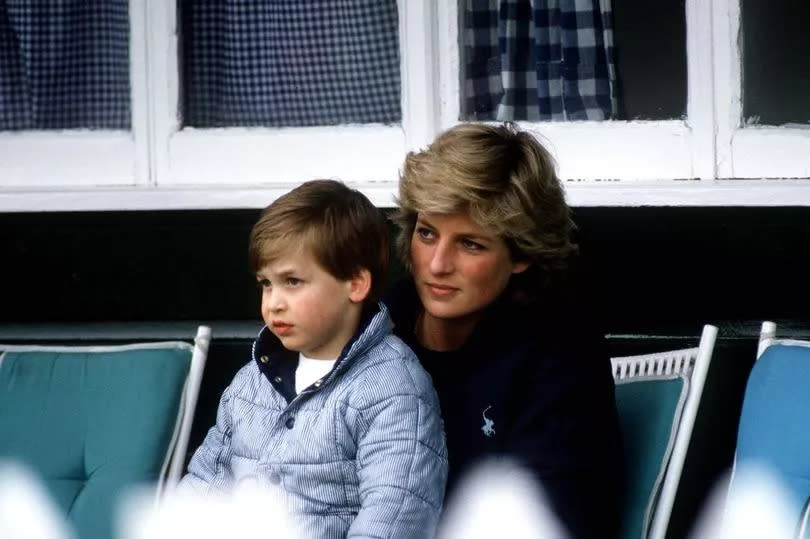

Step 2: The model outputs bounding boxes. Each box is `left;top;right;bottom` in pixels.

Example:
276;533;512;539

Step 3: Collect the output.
691;465;796;539
438;459;568;539
0;461;74;539
118;481;297;539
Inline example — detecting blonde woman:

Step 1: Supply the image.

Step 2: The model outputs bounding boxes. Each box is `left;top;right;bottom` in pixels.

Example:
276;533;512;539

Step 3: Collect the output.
386;123;623;538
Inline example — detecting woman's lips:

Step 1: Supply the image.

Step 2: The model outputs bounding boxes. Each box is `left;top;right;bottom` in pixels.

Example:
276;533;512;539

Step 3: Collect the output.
425;283;458;298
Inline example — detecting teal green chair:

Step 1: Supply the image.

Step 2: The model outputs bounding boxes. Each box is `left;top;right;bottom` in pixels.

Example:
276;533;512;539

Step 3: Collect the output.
724;321;810;537
0;326;210;539
612;324;717;539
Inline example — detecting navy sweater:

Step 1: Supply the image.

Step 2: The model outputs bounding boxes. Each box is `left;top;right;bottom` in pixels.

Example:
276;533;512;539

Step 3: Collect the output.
385;278;623;538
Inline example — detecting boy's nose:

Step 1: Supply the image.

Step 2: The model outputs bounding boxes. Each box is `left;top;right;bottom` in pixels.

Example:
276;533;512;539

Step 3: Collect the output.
267;291;286;312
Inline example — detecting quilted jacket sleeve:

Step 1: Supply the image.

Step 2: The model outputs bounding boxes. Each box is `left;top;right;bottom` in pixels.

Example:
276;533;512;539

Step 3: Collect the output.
176;382;236;495
347;361;448;539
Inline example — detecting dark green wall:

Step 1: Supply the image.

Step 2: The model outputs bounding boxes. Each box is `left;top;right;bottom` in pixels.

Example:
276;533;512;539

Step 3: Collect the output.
3;206;809;328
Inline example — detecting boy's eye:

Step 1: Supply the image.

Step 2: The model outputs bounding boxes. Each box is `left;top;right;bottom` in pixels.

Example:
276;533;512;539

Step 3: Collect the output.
257;278;271;288
286;277;302;287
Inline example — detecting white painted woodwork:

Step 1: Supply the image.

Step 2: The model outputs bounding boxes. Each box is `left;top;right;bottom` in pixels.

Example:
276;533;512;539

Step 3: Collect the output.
713;0;810;179
6;179;810;212
167;126;405;184
2;0;810;210
0;132;136;186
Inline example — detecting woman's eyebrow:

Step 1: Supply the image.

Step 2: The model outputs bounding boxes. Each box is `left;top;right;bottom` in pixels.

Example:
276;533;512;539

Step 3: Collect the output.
458;233;495;244
415;216;434;227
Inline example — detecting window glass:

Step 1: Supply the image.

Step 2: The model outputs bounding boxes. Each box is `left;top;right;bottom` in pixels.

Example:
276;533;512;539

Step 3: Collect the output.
611;0;686;121
459;0;687;122
742;0;810;126
0;1;130;130
179;0;401;128
459;0;616;122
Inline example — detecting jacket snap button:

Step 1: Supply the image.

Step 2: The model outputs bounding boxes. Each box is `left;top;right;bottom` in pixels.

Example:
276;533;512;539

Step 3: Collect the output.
273;376;282;383
285;416;295;429
260;355;269;364
268;472;281;485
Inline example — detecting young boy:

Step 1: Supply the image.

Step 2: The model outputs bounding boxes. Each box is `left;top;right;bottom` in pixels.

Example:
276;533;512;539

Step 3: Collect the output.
179;180;447;538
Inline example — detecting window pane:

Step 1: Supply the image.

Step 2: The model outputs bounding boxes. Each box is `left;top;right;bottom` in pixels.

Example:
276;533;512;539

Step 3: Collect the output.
742;0;810;126
0;1;130;130
459;0;616;122
180;1;401;128
611;0;686;120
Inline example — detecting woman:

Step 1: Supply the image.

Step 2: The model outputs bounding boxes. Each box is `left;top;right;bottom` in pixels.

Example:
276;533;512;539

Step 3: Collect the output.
385;122;623;538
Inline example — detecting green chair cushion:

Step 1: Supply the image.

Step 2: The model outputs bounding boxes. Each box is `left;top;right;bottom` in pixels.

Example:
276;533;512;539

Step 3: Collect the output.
615;376;688;539
0;345;192;539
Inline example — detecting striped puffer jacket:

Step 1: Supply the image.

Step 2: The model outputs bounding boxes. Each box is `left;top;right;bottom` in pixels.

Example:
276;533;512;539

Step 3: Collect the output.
179;303;448;538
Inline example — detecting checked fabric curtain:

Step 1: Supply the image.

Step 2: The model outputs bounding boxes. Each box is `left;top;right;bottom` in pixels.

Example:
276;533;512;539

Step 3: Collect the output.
0;0;130;130
0;1;401;131
181;0;402;128
462;0;616;122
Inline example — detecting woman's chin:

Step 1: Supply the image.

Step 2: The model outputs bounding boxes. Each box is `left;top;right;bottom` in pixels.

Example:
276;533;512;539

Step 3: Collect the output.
421;300;477;322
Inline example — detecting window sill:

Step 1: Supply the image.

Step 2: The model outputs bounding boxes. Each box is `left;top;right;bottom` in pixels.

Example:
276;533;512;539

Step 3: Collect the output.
3;179;810;212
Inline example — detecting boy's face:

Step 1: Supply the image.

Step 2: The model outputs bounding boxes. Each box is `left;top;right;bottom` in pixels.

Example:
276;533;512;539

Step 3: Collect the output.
256;248;366;359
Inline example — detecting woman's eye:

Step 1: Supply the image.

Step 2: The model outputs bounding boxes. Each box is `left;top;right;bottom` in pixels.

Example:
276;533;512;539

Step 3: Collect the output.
286;277;302;287
461;238;484;251
415;227;435;240
258;279;271;289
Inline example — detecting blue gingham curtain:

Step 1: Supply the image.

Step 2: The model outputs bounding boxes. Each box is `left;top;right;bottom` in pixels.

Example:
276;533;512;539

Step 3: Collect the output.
181;0;401;128
0;0;130;130
463;0;616;121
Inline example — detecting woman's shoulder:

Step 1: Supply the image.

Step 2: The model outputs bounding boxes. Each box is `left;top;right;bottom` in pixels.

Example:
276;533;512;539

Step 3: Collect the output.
495;278;601;335
485;282;610;372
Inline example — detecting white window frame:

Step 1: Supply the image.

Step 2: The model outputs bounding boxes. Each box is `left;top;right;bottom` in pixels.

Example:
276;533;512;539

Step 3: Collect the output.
0;0;149;190
439;0;713;183
146;0;435;208
2;0;810;212
712;0;810;180
439;0;810;206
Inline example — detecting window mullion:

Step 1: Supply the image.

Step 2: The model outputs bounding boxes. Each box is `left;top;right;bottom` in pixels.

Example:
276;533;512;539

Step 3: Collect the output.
712;0;742;178
145;0;179;186
437;0;460;130
686;0;718;180
399;0;440;151
129;0;150;186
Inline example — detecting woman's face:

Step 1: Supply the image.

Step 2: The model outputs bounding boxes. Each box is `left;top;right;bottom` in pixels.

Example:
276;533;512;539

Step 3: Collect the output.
410;212;528;323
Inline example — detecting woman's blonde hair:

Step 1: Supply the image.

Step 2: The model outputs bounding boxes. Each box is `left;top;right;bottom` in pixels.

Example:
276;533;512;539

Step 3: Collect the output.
393;122;577;293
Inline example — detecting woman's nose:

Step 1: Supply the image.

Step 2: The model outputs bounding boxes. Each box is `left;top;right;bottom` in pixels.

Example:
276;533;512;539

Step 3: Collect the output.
429;241;454;274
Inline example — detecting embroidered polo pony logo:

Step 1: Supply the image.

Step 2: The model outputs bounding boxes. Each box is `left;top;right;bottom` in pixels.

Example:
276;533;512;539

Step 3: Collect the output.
481;405;495;437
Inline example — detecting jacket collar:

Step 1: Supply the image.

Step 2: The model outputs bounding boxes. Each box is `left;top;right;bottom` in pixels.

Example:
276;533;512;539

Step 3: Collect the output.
251;302;393;403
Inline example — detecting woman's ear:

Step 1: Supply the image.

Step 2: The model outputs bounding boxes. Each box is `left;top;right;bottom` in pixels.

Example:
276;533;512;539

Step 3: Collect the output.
348;268;372;303
512;261;530;274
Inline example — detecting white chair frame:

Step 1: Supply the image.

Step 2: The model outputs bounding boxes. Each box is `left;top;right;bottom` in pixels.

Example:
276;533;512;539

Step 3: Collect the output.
612;324;718;539
161;325;211;493
757;320;810;359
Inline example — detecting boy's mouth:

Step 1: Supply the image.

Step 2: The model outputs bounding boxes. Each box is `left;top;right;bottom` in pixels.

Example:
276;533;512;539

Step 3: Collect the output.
272;321;294;336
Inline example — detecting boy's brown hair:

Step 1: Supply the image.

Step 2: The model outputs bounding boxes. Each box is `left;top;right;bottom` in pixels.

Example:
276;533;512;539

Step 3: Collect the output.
249;179;390;304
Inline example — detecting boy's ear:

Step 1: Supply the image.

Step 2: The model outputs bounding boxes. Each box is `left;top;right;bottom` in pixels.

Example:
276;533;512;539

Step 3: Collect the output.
348;268;372;303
